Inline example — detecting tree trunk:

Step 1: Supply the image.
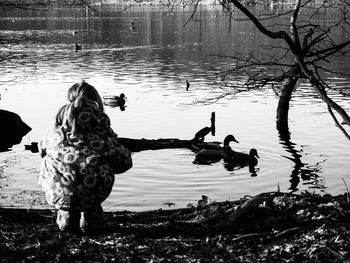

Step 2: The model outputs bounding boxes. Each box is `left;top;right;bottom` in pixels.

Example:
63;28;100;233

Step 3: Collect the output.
275;73;304;191
276;78;297;128
276;66;300;140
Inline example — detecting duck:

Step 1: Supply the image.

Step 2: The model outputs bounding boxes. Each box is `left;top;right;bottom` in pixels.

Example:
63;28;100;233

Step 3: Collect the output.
75;43;82;52
186;80;190;91
228;148;260;167
129;22;136;31
103;93;127;108
196;134;239;151
193;134;239;164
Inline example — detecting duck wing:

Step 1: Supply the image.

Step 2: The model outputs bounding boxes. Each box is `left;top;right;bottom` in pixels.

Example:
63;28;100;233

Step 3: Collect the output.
103;96;121;106
227;149;259;167
195;142;222;151
226;150;250;166
194;148;225;164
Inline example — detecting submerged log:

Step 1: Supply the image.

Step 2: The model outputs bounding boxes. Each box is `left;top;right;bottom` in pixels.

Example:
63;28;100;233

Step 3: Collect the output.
25;114;217;153
26;136;220;154
117;137;197;152
27;137;219;153
116;114;219;153
25;127;220;153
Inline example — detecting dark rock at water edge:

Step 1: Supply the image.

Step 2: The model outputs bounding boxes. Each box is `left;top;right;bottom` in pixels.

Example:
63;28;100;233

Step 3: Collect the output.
0;109;31;151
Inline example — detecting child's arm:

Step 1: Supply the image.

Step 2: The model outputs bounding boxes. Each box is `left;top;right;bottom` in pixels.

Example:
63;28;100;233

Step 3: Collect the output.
39;146;47;158
103;116;132;173
38;128;61;158
38;131;50;158
109;143;133;174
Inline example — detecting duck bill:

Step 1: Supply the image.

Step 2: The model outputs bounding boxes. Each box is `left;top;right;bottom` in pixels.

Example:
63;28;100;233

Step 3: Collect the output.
233;139;239;143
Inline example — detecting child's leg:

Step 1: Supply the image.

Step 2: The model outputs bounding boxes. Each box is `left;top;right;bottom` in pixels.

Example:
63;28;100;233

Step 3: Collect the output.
56;209;81;232
80;204;104;232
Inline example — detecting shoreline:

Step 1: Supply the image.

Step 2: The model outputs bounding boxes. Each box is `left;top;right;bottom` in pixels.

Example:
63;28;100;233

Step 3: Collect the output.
1;191;350;262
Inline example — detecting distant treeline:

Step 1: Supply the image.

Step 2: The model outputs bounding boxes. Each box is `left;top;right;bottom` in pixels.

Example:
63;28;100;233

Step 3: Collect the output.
0;0;157;6
0;0;77;6
1;0;344;7
0;0;202;6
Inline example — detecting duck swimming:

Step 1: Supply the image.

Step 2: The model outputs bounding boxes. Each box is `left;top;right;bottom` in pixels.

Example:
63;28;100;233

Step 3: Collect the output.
75;43;82;52
229;148;260;167
193;134;239;164
129;22;136;31
103;93;127;108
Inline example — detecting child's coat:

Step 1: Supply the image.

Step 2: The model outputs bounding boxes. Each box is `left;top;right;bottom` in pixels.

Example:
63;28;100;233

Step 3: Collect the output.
39;98;132;211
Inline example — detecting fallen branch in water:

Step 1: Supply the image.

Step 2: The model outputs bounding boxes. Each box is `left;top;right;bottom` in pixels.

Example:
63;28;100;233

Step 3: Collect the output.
25;112;218;153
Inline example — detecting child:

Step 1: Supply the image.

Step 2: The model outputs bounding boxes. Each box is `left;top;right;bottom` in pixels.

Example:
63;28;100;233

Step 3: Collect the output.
38;80;132;233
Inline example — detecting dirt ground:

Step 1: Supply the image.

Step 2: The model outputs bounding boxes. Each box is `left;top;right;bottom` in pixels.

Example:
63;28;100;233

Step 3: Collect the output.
1;191;350;262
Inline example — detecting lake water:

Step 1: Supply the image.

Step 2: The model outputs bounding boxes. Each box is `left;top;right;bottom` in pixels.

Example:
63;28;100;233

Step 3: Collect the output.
0;4;350;211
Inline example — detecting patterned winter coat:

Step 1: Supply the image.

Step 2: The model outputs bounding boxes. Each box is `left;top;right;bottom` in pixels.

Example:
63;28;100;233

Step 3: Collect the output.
38;98;132;211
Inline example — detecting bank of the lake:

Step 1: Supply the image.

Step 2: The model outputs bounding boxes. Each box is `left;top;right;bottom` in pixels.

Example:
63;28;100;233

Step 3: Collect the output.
1;191;350;262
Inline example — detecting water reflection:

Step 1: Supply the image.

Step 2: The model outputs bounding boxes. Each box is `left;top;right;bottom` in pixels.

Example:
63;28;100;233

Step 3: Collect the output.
224;162;259;177
278;126;326;192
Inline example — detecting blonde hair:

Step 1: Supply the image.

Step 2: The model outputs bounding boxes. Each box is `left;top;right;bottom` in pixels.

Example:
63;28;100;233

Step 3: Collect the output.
68;80;104;110
55;81;104;132
55;105;67;128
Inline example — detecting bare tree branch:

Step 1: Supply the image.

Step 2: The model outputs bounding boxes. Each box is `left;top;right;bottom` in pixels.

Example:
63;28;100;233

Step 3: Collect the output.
184;0;200;26
328;106;350;141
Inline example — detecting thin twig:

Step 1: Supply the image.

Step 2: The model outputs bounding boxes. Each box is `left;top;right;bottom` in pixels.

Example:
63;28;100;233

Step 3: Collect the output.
274;227;300;238
327;106;350;141
232;233;266;242
325;246;344;260
184;0;200;26
342;178;350;205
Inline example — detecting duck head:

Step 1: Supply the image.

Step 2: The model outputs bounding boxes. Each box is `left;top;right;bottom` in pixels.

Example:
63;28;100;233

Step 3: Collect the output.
120;93;126;99
223;134;239;147
249;148;259;158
